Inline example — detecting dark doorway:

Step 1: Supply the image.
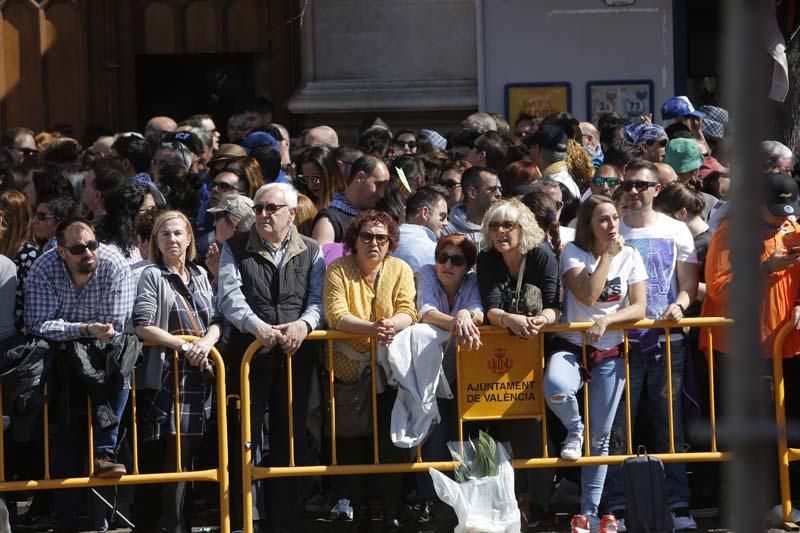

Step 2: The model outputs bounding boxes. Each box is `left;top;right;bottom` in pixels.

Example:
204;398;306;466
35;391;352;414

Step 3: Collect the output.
136;54;255;133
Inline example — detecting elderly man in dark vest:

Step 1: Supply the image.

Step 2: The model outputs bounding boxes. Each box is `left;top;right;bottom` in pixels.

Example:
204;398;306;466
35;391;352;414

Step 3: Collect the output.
218;182;324;532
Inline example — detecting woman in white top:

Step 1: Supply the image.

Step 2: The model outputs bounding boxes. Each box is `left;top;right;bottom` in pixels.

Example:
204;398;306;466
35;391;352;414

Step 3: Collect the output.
543;194;648;525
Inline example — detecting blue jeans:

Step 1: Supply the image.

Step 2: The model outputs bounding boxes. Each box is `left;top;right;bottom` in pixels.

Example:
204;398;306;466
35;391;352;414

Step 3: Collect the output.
605;338;690;511
544;350;625;515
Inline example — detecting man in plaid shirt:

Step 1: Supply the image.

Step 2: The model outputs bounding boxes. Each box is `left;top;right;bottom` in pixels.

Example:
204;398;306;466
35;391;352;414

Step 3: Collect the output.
25;219;134;528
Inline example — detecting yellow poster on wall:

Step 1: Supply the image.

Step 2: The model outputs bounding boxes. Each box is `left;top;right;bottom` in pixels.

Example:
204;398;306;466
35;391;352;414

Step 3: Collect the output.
505;83;571;125
458;333;543;420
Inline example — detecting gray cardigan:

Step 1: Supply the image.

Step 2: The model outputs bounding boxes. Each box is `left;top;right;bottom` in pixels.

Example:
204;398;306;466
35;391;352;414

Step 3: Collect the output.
134;262;219;390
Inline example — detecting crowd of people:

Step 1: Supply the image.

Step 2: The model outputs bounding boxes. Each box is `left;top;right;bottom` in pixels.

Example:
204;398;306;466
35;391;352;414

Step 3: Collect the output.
0;93;798;533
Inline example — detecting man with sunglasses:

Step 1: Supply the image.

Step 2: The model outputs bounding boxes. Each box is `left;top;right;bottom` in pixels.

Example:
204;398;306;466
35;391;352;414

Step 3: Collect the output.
218;182;324;531
392;187;449;271
24;219;136;526
1;127;37;165
605;159;699;531
631;122;669;163
581;164;622;202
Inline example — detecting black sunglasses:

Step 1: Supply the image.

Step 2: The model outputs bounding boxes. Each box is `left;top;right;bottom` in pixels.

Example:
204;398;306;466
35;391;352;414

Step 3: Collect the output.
646;138;669;148
358;231;389;245
592;176;620;187
64;240;99;256
435;252;466;267
620;180;656;192
210;181;241;193
252;203;287;215
488;220;518;231
441;180;461;190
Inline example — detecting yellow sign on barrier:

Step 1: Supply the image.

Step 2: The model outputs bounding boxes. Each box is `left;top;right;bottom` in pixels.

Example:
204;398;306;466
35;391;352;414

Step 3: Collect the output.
459;334;542;419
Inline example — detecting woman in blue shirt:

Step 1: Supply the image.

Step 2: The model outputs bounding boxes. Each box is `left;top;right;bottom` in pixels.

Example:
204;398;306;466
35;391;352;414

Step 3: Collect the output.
413;233;484;524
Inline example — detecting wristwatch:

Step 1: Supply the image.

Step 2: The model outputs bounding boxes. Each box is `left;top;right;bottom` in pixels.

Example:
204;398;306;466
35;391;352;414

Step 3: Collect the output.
179;343;191;353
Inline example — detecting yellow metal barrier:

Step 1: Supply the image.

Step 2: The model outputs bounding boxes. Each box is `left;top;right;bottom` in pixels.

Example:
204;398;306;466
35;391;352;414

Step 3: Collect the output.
773;321;800;526
239;317;732;532
0;336;230;533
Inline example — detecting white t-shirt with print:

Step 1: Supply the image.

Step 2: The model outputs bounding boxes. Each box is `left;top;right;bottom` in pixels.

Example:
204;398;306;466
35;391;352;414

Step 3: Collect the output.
558;242;649;350
619;212;697;320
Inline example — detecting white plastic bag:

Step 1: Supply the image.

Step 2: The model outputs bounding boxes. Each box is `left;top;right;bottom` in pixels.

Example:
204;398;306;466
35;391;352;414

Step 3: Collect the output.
429;436;521;533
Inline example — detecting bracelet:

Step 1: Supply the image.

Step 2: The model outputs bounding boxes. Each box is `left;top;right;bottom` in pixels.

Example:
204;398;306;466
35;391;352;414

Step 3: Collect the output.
675;303;686;313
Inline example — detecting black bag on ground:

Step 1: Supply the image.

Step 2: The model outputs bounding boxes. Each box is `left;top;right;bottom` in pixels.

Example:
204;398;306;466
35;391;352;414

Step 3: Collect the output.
323;366;373;439
622;447;673;533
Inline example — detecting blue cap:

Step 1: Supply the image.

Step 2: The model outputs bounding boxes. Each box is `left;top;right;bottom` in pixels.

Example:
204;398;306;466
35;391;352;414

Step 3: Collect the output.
242;132;279;154
661;96;705;120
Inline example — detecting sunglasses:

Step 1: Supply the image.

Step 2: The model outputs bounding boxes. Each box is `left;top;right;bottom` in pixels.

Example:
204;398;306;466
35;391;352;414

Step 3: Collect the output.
299;174;322;185
64;240;99;256
591;176;620;187
620;180;656;192
210;181;241;193
646;138;669;148
34;212;56;221
488;220;518;231
358;231;389;245
252;203;287;215
441;180;461;190
398;140;417;149
435;252;466;267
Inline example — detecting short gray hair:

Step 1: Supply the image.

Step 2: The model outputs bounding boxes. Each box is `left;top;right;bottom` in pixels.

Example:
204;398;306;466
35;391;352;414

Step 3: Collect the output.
190;127;213;151
761;140;793;170
254;182;298;209
463;112;498;134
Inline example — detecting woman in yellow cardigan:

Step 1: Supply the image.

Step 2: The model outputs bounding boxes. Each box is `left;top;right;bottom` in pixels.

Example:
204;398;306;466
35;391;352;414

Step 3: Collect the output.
323;209;417;530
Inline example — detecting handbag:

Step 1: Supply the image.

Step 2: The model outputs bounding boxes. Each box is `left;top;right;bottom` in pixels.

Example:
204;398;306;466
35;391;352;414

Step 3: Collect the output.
505;255;543;317
323;366;373;438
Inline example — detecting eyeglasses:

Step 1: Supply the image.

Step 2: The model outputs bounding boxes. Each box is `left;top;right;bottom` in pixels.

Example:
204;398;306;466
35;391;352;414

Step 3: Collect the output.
488;220;518;231
591;176;620;187
441;180;461;190
646;138;669;148
299;174;322;185
34;212;56;221
252;203;287;215
210;181;241;193
398;140;417;149
435;252;466;267
620;180;656;192
64;240;99;256
358;231;389;245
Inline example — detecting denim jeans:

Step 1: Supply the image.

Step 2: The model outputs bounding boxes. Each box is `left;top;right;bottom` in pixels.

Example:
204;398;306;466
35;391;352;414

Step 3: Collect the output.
605;338;690;511
95;388;130;455
544;350;626;515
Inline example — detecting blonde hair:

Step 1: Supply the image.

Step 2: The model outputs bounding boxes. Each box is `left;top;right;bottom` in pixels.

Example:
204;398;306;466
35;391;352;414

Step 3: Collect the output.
481;198;545;254
149;210;197;263
566;138;594;186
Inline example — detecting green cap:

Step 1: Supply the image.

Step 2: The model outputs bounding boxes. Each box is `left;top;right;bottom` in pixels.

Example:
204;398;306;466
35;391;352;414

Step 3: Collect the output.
663;138;704;174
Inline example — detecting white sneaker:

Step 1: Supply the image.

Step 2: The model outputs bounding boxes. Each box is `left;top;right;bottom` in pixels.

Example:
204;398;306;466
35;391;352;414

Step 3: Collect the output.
617;517;626;532
671;509;697;530
560;432;583;461
329;498;354;521
767;504;800;526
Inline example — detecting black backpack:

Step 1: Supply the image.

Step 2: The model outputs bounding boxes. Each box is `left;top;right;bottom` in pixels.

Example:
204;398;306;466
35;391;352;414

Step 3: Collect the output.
622;447;673;532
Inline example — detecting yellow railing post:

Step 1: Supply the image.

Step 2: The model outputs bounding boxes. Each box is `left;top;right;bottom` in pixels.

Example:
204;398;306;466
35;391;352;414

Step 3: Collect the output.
773;322;795;525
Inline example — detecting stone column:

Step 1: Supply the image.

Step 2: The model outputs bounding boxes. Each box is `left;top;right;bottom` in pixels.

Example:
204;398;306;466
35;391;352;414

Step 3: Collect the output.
288;0;477;140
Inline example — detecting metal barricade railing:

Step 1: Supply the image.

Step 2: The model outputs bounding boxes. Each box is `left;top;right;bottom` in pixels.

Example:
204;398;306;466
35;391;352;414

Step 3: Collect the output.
239;317;732;532
0;336;230;533
773;321;800;527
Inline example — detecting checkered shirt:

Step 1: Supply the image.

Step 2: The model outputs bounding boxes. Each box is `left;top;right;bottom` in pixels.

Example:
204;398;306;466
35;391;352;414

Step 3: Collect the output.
24;245;135;341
